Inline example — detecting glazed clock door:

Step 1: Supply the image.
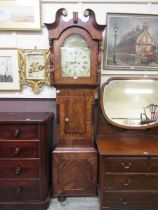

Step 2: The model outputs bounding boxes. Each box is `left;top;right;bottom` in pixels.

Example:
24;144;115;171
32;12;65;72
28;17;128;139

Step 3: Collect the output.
56;89;95;146
53;27;98;86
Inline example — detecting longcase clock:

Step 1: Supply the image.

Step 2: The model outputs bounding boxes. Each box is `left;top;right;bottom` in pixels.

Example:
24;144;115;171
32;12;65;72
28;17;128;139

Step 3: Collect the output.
45;8;105;199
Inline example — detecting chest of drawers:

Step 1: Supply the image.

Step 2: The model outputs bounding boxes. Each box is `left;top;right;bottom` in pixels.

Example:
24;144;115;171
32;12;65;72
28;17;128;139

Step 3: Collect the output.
97;138;158;210
0;112;53;210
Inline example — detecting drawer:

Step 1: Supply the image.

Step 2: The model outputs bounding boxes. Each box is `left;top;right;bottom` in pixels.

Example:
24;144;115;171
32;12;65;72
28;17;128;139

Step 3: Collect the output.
104;174;158;190
0;160;39;178
149;157;158;172
103;191;158;209
0;141;39;158
104;157;148;172
0;180;40;201
0;124;39;140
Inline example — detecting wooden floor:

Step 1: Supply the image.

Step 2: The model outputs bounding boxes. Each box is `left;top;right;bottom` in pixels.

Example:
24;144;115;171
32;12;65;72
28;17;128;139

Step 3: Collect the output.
47;197;99;210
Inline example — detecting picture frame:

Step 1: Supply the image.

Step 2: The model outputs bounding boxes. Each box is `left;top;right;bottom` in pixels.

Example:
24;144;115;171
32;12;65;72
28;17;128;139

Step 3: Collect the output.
18;49;51;93
0;49;20;90
104;13;158;71
42;0;158;2
0;0;41;31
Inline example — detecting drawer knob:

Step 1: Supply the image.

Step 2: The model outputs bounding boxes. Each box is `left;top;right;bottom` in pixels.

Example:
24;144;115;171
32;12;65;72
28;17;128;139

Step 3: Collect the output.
14;148;20;155
120;178;131;186
16;166;22;175
65;117;69;122
120;197;129;205
14;129;21;138
16;187;23;196
121;162;131;169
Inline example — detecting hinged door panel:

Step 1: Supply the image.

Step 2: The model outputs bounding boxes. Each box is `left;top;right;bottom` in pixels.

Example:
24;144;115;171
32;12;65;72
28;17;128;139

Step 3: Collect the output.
56;89;95;146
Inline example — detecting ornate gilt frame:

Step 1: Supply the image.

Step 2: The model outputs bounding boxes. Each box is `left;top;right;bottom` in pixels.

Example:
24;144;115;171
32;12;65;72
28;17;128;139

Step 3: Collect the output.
18;49;51;93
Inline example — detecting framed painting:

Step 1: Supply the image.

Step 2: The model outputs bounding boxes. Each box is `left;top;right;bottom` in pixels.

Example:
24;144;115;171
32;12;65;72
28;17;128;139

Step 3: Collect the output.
18;49;51;93
42;0;158;2
104;13;158;71
0;0;41;30
0;49;20;90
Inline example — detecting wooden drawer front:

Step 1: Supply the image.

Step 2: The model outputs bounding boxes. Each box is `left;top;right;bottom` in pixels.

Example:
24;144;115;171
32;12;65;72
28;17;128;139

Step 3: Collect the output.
0;180;40;201
149;157;158;172
0;141;39;158
103;191;158;208
0;160;39;178
105;157;148;172
0;124;38;140
104;174;158;190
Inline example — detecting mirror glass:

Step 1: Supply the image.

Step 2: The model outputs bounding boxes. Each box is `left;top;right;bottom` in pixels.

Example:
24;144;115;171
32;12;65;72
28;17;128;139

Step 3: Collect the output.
101;78;158;128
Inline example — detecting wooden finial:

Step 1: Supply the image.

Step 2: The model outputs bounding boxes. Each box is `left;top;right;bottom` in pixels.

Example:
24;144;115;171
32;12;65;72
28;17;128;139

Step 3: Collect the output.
73;12;78;24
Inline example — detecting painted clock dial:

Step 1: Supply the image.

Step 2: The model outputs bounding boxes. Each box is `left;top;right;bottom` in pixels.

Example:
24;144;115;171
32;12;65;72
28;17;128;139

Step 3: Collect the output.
61;34;90;78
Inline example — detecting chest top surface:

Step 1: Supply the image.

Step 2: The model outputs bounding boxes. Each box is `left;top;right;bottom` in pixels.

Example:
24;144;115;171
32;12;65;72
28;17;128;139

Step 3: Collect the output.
0;112;53;123
96;138;158;156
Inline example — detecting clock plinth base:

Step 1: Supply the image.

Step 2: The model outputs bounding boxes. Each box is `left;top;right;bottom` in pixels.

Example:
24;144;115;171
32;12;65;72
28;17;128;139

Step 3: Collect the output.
52;147;97;197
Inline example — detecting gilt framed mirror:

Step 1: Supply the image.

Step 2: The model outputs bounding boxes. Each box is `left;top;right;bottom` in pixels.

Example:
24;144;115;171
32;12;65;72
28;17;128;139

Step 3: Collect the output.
100;77;158;129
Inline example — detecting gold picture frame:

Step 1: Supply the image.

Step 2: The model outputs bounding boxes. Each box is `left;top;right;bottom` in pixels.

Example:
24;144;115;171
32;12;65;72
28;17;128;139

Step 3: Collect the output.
0;49;20;90
18;49;51;93
0;0;41;31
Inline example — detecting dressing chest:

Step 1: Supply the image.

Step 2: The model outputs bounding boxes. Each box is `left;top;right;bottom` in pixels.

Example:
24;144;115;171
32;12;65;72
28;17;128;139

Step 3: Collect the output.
97;77;158;210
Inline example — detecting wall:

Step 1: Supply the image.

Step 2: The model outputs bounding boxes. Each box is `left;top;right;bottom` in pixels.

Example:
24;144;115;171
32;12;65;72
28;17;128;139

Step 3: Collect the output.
0;1;158;111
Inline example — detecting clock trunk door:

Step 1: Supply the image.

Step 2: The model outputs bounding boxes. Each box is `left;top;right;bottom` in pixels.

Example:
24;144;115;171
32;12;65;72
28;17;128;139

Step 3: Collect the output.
64;98;86;134
56;89;95;146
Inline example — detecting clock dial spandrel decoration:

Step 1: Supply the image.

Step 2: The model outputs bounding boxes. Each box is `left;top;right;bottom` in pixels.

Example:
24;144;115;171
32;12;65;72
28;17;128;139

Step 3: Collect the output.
61;35;90;78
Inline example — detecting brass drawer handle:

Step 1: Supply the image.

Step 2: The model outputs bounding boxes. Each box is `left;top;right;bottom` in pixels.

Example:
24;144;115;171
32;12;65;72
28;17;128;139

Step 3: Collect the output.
16;166;22;175
120;197;129;205
14;129;21;138
121;162;131;169
16;187;23;196
14;148;20;155
120;178;131;186
65;117;69;122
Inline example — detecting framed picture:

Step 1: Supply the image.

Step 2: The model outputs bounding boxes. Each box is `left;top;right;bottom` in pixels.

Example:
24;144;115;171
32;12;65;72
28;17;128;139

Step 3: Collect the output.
42;0;158;2
0;0;41;30
0;49;20;90
104;13;158;71
18;49;51;93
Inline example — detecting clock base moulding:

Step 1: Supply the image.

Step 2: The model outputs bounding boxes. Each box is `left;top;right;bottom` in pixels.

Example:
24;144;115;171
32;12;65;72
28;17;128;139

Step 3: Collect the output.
52;147;97;197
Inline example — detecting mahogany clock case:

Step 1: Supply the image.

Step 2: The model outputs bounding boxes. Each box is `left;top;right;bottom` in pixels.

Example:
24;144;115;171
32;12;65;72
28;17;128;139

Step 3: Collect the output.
45;9;105;198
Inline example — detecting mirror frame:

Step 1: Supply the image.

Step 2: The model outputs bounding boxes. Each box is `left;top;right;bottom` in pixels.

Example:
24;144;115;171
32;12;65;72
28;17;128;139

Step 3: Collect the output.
100;77;158;130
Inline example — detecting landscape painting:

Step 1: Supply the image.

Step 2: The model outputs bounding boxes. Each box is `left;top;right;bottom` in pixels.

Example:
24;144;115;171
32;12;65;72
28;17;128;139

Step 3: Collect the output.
104;13;158;70
0;0;41;30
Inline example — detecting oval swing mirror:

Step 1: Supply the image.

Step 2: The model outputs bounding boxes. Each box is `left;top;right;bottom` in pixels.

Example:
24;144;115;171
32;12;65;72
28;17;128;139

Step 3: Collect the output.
100;77;158;129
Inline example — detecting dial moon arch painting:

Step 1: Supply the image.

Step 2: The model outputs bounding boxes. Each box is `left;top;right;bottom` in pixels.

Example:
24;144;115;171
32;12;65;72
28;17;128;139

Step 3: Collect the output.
61;34;90;77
